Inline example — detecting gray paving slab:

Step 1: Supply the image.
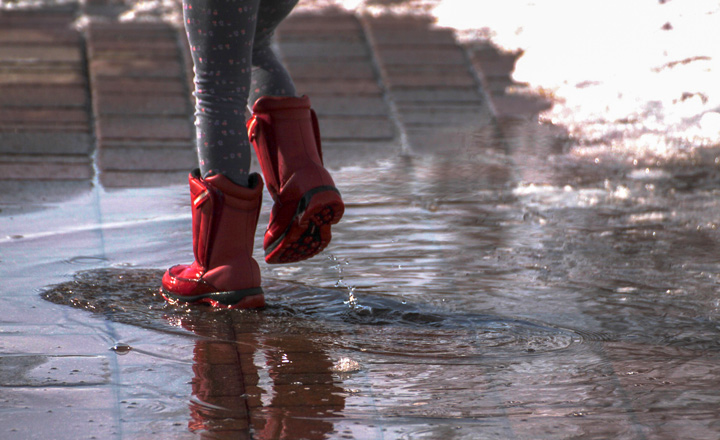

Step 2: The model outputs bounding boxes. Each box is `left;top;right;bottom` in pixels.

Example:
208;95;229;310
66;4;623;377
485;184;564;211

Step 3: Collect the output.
99;145;197;171
0;133;93;155
0;160;93;180
0;180;93;206
0;108;89;126
0;71;85;85
85;18;195;187
311;96;390;117
99;170;191;188
0;85;87;107
0;46;83;63
280;41;371;59
0;29;79;44
93;77;188;95
283;60;377;80
97;116;193;140
277;10;399;148
94;94;189;116
89;59;185;78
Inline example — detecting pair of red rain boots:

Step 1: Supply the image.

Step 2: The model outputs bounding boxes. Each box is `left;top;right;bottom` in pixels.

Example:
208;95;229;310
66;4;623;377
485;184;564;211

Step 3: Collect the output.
161;96;344;309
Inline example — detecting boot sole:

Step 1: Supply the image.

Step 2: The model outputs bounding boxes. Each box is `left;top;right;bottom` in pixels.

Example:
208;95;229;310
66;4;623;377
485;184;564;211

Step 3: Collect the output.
161;287;265;309
265;186;344;264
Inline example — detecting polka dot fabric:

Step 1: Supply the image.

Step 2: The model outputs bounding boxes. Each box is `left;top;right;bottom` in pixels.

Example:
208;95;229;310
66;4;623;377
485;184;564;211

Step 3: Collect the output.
183;0;298;186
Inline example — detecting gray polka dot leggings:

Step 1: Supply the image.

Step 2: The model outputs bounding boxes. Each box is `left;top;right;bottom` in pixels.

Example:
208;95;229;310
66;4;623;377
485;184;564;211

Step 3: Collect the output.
183;0;299;186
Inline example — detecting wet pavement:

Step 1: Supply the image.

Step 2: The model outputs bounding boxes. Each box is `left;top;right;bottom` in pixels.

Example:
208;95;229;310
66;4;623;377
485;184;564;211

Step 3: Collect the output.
3;3;720;440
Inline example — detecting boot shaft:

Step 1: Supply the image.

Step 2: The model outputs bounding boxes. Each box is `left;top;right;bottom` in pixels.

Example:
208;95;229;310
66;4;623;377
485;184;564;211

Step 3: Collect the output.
247;95;325;195
189;170;263;273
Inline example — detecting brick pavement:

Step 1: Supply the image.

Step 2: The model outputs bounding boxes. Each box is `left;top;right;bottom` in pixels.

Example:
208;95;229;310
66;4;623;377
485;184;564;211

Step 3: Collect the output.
0;6;93;203
85;20;196;187
0;4;517;196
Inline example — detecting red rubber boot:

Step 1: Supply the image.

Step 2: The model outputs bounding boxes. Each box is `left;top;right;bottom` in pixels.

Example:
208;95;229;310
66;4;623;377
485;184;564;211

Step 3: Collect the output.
161;169;265;309
247;95;344;264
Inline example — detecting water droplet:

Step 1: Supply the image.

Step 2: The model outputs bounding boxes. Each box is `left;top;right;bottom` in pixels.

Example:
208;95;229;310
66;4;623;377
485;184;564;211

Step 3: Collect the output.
110;343;132;355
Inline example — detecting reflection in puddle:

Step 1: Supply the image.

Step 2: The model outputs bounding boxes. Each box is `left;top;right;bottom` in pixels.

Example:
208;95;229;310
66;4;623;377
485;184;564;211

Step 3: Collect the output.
32;140;720;437
42;267;586;438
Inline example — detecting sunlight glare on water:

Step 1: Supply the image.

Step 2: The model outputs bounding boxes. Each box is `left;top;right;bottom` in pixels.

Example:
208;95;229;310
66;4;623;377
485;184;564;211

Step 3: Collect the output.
299;0;720;160
436;0;720;155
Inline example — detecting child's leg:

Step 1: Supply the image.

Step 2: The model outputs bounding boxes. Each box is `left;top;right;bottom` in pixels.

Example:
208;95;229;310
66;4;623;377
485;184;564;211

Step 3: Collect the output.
183;0;260;186
249;0;299;105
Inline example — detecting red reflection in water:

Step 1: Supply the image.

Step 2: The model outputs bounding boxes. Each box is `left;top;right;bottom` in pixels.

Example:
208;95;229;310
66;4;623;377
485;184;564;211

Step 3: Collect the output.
180;312;345;439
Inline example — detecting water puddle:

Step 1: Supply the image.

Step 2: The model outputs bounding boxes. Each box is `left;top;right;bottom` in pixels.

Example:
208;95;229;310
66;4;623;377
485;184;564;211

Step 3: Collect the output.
1;144;715;438
0;141;715;438
2;1;720;436
42;268;585;359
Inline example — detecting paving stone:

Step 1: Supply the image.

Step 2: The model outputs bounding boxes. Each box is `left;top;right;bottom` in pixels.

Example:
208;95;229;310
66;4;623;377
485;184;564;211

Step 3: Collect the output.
0;153;89;163
0;46;82;63
85;21;176;39
0;108;89;125
280;41;371;59
278;11;397;153
0;63;82;76
391;88;485;104
90;59;184;78
279;30;364;43
99;138;195;149
369;28;457;46
100;170;190;188
98;146;196;171
311;96;389;117
0;388;116;440
280;14;362;33
0;160;92;180
0;133;92;154
88;48;180;61
0;28;80;44
384;72;477;89
0;123;89;133
0;180;92;204
373;47;467;65
97;116;193;140
282;60;376;80
87;39;179;54
93;77;188;95
0;71;85;85
320;116;395;141
0;355;110;387
0;6;78;20
294;79;383;96
94;94;189;116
